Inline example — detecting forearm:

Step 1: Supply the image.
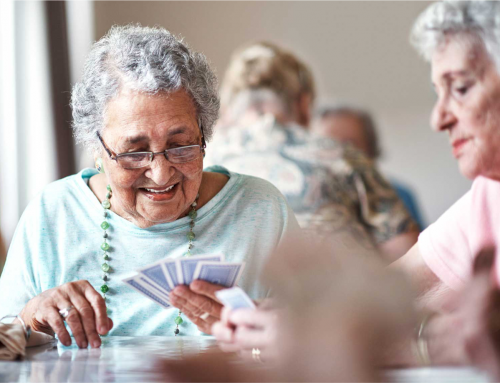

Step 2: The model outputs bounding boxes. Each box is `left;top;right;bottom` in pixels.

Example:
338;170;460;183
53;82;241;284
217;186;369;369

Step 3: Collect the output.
379;331;419;368
378;230;419;263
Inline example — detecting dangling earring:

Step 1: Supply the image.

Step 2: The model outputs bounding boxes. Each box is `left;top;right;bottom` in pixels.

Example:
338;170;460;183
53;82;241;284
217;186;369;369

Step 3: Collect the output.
96;158;105;174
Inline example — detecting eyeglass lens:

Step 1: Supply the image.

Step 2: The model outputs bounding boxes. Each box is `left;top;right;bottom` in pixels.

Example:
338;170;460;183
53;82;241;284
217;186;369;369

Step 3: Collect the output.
116;146;201;169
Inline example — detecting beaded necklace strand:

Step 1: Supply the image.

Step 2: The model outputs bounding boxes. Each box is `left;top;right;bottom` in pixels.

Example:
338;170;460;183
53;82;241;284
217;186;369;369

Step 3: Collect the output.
99;185;199;336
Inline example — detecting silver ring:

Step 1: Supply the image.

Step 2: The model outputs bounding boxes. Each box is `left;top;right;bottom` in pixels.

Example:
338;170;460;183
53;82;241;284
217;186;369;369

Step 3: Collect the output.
58;306;74;320
200;312;210;320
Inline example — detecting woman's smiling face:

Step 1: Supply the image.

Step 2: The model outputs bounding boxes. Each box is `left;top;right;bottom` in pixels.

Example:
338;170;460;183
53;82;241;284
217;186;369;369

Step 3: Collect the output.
431;37;500;180
99;89;204;228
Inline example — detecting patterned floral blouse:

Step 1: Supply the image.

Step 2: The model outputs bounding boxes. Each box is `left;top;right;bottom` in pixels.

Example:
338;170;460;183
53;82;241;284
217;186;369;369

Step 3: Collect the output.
205;115;418;250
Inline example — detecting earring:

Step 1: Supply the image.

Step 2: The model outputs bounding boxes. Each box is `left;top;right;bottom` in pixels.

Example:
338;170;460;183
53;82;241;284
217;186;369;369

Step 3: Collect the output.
95;158;105;174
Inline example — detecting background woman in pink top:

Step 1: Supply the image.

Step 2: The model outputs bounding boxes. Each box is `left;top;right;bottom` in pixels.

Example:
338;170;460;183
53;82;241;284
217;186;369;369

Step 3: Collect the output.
393;0;500;375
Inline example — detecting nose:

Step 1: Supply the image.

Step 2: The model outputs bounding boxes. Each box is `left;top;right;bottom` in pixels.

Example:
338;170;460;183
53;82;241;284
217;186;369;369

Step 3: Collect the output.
144;154;175;186
431;96;456;132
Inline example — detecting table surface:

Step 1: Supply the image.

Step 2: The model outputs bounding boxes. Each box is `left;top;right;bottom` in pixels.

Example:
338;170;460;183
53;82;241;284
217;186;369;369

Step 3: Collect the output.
0;336;492;383
0;336;218;383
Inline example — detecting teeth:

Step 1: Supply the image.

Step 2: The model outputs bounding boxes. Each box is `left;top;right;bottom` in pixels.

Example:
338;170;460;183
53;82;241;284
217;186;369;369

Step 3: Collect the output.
145;185;175;193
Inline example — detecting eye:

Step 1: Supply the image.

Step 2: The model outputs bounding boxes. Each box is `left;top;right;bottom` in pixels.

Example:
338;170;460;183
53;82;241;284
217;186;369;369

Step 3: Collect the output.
454;86;469;95
451;81;474;98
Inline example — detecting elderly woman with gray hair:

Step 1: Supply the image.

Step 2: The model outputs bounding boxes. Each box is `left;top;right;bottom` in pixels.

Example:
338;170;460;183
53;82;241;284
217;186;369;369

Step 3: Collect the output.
387;0;500;376
0;25;298;349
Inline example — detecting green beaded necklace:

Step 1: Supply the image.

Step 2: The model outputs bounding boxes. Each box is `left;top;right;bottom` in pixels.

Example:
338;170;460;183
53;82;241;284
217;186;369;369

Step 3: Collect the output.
99;185;199;336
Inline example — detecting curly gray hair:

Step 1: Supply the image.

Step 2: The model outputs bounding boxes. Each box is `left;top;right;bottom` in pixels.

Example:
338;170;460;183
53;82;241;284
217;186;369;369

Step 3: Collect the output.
71;24;219;153
411;0;500;68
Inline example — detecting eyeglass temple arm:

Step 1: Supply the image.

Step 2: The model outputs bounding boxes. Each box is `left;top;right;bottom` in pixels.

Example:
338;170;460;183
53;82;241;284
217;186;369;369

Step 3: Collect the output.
96;132;116;159
199;121;207;149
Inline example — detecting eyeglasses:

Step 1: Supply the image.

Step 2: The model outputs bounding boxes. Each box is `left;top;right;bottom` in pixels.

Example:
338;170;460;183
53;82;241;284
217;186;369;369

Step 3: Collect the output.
96;131;206;170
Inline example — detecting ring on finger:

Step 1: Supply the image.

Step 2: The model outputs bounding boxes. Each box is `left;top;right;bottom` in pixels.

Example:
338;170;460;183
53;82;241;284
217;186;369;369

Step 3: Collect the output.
252;348;263;363
58;306;74;320
200;312;210;320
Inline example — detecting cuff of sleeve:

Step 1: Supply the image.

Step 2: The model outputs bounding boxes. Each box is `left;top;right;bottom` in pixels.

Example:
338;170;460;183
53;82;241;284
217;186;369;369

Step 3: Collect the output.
418;228;466;291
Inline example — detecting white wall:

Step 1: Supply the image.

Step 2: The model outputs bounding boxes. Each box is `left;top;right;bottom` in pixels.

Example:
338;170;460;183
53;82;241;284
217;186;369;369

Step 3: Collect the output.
94;1;472;224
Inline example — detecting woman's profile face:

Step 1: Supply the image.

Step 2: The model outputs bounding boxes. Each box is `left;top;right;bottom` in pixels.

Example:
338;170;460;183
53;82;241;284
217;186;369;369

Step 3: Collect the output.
100;89;204;228
431;37;500;180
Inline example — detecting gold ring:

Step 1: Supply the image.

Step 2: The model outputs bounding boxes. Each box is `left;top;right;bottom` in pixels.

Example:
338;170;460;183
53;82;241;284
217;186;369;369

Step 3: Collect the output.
252;347;263;363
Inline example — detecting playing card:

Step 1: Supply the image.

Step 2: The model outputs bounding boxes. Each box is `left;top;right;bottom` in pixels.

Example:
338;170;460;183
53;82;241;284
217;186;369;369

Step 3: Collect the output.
176;254;224;285
192;262;244;288
137;275;171;300
162;260;179;288
138;261;173;294
123;276;171;309
215;287;256;310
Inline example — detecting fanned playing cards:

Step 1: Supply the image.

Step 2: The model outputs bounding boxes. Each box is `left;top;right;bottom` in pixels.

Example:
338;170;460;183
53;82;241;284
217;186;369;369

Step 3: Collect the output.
123;254;245;308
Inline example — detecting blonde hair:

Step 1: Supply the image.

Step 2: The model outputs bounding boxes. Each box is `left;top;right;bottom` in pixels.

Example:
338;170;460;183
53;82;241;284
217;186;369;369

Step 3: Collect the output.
220;42;316;113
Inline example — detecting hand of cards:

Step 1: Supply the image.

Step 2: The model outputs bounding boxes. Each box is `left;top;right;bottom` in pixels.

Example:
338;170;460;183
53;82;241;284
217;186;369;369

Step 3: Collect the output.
123;254;245;309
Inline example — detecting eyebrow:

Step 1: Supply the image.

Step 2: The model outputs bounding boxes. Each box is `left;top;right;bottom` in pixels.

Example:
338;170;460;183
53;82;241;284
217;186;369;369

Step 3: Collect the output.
442;70;472;79
123;127;191;145
432;69;474;88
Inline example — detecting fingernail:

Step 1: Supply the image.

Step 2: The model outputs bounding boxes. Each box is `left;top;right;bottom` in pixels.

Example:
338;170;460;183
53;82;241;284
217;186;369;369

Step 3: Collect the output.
81;341;88;349
99;326;107;334
92;340;100;348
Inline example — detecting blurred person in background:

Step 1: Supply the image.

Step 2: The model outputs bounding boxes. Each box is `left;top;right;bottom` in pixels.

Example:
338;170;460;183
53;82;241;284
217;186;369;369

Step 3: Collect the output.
206;41;419;262
311;104;426;229
0;25;298;349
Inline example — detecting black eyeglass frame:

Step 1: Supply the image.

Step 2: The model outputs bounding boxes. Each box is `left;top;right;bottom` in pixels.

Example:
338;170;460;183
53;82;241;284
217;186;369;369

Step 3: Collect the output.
96;125;207;169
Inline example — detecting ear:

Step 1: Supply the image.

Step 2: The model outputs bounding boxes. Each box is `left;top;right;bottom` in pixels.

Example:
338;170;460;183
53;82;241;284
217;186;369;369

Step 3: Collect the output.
297;93;312;128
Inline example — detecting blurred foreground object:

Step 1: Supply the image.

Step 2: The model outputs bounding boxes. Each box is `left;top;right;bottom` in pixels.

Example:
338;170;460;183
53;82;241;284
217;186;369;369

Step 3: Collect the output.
266;234;416;381
162;232;415;381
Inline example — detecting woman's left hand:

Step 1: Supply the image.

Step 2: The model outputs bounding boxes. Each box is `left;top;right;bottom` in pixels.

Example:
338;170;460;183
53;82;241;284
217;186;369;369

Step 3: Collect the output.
169;280;225;334
212;305;279;362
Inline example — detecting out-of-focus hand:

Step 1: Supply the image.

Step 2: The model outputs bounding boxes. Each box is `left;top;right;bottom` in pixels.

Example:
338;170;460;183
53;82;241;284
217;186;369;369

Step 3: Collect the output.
212;304;279;361
425;247;500;378
19;280;113;349
264;234;416;381
169;280;225;334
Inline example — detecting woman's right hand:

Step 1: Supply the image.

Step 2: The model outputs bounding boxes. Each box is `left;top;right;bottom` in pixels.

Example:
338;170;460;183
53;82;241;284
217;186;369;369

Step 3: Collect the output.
19;280;112;348
423;248;500;378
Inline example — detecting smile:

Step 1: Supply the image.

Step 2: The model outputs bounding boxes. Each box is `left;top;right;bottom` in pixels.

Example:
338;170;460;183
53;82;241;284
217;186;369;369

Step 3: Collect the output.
144;185;175;193
140;183;179;202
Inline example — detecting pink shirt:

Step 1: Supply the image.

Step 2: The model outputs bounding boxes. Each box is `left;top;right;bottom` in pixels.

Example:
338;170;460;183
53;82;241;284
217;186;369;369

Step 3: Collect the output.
419;176;500;290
